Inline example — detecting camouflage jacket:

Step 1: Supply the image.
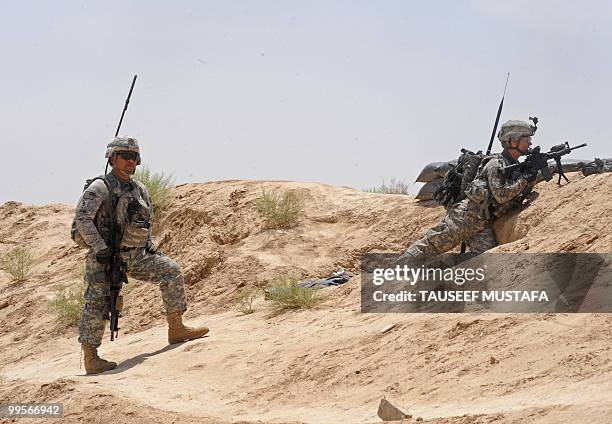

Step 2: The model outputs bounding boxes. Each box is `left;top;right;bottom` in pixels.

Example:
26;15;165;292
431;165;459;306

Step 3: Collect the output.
74;171;153;253
465;150;531;219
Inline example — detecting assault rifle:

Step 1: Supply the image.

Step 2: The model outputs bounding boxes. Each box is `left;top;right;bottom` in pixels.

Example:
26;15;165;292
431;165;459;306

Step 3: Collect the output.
107;225;128;341
503;142;588;185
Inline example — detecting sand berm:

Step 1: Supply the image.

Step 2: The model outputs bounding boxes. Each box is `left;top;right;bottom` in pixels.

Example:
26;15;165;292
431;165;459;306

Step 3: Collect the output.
1;172;611;423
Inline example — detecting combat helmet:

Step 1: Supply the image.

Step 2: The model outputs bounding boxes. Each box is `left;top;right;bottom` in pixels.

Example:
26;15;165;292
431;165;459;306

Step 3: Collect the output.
497;120;536;149
105;136;141;164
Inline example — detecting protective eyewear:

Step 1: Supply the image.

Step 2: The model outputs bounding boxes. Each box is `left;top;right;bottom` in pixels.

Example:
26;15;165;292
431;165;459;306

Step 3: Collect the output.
118;151;139;161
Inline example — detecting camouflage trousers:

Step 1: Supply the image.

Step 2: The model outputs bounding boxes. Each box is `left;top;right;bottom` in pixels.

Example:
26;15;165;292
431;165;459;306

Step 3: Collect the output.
404;198;497;259
78;248;187;348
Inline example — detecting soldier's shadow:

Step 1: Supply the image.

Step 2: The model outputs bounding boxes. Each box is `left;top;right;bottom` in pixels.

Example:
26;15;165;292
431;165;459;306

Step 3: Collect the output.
105;343;184;374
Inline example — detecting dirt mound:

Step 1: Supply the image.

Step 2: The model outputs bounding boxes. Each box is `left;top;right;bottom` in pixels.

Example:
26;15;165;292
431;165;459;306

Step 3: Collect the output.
493;172;612;252
1;173;611;423
157;180;446;309
0;379;229;424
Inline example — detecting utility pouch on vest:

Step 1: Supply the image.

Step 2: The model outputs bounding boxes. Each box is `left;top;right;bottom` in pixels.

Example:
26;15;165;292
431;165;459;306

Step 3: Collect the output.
120;196;151;248
121;220;150;248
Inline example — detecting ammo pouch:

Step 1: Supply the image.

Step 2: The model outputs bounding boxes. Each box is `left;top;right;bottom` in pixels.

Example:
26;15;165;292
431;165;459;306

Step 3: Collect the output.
121;219;150;248
120;195;152;248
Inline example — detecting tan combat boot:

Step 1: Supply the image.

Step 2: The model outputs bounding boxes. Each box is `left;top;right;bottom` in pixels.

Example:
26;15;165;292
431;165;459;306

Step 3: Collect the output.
166;311;209;344
81;344;117;374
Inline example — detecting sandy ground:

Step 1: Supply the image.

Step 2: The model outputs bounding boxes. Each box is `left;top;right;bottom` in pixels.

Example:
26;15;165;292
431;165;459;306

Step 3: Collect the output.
1;173;611;423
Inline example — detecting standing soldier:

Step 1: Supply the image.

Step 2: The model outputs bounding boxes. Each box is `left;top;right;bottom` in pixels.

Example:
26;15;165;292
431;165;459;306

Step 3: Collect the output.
73;136;209;374
401;120;538;260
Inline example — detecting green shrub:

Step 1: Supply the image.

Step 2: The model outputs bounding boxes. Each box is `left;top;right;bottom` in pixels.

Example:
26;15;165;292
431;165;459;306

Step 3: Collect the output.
364;178;410;195
50;281;85;328
133;165;175;222
255;189;303;229
234;287;259;315
1;247;34;282
264;274;322;311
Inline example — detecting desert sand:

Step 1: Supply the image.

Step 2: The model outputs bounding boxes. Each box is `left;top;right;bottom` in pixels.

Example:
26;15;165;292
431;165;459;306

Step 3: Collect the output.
1;172;611;423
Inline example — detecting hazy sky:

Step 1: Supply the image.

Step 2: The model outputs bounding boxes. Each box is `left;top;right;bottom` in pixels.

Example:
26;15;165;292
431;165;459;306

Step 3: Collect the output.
2;0;611;205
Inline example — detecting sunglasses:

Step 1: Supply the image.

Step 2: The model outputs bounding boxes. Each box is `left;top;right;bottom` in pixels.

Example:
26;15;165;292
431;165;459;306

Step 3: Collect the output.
117;151;139;161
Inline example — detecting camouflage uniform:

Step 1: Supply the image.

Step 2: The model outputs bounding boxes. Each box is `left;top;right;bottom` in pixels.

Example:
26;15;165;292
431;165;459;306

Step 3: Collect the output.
405;150;529;258
75;171;187;348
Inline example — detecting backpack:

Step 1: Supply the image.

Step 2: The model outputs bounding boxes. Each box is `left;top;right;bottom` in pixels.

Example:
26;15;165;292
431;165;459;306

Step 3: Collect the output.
433;149;485;208
71;175;119;248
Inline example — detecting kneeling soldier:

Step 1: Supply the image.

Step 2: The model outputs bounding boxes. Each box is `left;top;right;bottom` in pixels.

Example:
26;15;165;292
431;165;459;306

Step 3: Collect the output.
402;120;538;259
